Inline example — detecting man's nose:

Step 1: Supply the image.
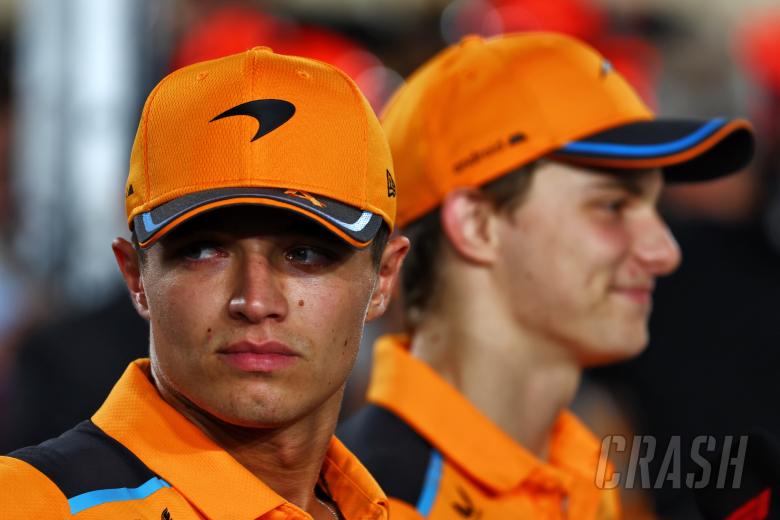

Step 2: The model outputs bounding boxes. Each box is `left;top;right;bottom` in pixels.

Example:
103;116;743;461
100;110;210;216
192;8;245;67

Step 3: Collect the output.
634;214;682;277
228;253;289;324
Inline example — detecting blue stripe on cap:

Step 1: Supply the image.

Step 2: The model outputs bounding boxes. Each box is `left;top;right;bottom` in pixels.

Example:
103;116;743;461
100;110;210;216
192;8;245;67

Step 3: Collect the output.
142;211;167;235
416;450;444;516
562;118;726;158
68;477;171;514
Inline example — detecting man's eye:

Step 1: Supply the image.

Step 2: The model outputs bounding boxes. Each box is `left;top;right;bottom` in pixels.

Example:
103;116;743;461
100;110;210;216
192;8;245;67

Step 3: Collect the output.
181;243;223;261
601;198;628;213
284;246;332;267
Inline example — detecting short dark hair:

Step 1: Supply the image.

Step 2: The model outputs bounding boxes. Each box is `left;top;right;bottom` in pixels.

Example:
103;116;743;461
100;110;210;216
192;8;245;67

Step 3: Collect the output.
131;229;146;265
400;162;538;327
369;223;391;271
131;222;390;272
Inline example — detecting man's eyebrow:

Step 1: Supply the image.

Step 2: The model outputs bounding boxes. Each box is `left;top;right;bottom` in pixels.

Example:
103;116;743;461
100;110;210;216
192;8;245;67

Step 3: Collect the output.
584;176;648;196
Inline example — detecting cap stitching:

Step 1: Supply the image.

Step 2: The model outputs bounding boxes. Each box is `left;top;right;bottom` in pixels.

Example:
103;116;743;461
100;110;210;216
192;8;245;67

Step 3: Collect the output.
248;49;256;185
274;56;372;206
263;53;372;207
338;64;369;206
142;74;175;202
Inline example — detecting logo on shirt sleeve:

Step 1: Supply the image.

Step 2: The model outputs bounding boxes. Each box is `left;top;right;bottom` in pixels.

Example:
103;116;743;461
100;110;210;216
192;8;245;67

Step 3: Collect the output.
452;487;481;518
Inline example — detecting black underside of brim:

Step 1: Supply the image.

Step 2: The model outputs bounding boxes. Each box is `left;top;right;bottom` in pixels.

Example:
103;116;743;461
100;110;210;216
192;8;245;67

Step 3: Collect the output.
575;119;707;146
554;119;755;182
133;187;383;247
664;126;755;183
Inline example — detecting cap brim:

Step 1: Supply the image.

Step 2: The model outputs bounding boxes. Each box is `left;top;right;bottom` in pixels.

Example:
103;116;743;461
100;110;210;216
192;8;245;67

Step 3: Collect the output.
132;187;383;249
552;118;755;182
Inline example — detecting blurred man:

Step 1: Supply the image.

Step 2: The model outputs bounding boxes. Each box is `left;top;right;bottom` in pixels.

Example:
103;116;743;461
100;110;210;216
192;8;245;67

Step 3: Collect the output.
339;32;754;519
0;47;407;519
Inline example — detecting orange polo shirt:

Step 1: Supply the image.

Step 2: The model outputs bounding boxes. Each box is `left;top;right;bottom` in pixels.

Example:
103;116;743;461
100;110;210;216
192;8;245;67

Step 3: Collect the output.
1;359;388;520
339;335;620;519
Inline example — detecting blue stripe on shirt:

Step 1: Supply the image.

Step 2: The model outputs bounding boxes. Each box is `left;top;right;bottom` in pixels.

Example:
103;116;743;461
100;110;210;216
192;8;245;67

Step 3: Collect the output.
416;450;444;516
68;476;171;514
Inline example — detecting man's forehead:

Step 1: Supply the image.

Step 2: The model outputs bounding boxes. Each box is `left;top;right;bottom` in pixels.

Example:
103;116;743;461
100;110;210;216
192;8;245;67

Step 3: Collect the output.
543;162;664;194
580;168;664;195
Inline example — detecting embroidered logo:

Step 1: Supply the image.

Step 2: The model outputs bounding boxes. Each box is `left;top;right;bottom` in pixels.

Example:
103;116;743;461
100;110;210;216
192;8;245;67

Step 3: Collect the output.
386;169;396;198
284;190;326;208
452;487;481;518
210;99;296;142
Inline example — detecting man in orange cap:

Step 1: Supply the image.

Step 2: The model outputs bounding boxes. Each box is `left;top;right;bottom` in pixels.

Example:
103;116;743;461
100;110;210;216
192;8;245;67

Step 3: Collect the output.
339;32;754;518
0;47;408;519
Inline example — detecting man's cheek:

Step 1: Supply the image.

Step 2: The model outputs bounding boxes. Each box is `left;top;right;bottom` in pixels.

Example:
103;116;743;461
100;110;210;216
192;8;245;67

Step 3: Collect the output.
301;294;349;332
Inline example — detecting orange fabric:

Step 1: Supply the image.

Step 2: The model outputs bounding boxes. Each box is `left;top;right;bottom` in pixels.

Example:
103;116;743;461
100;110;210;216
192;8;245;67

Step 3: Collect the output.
366;335;620;519
381;32;653;227
126;46;395;239
0;457;70;518
381;32;751;227
0;359;388;519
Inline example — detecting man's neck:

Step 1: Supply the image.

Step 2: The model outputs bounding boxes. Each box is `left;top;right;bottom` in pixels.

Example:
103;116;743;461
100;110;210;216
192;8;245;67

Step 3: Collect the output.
154;377;342;516
208;413;335;507
410;306;581;460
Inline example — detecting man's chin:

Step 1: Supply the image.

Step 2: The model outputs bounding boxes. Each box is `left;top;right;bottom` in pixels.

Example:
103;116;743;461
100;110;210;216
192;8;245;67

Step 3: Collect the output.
206;404;305;431
580;332;649;367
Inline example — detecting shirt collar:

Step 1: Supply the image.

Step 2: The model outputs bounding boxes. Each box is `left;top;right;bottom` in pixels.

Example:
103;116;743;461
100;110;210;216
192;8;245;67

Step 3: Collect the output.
365;335;604;494
93;359;388;520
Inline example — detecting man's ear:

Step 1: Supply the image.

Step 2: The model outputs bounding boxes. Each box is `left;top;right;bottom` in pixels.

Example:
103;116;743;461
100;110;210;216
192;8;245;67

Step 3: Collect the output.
439;188;500;265
112;238;150;320
366;235;410;322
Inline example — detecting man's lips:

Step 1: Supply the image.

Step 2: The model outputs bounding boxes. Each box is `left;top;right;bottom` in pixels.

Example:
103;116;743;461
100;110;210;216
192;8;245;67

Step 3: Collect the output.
612;285;654;305
217;340;300;372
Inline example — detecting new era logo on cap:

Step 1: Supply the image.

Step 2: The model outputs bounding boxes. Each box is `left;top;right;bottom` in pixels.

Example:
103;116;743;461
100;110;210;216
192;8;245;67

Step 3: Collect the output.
386;170;396;198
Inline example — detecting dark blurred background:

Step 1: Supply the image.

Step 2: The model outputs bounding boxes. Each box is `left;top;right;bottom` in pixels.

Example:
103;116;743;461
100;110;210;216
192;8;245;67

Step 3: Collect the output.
0;0;778;518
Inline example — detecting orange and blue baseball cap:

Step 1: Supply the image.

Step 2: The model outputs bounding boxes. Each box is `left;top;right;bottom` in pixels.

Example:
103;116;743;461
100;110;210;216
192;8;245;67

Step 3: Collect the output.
382;32;755;227
125;46;396;248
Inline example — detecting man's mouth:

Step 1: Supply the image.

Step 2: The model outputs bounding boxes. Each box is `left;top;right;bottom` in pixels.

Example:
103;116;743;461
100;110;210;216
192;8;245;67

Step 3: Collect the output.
612;284;654;305
217;340;300;372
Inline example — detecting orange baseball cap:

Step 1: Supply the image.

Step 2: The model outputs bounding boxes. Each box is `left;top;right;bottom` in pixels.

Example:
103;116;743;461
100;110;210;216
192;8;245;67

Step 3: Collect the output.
125;47;396;248
382;32;755;227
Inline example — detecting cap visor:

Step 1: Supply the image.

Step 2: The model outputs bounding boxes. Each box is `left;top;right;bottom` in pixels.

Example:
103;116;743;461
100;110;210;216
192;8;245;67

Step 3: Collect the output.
553;118;755;182
132;187;383;249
